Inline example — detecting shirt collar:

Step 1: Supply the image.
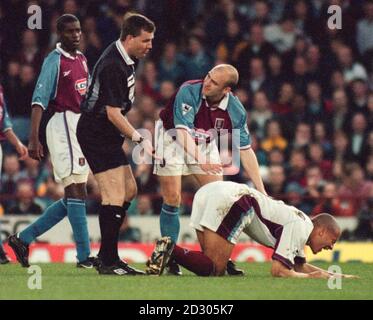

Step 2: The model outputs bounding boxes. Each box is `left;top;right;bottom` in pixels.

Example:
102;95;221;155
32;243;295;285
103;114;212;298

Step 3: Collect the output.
116;40;135;65
203;93;229;111
56;43;82;60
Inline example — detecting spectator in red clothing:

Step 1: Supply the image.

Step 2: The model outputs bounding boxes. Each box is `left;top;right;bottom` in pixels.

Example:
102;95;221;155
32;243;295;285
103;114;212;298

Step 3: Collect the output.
308;143;333;180
141;60;162;101
338;162;373;215
312;182;355;217
158;80;176;107
271;82;294;116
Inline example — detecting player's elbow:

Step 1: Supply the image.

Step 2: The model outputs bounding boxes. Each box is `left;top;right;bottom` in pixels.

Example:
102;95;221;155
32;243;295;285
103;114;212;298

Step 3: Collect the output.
271;267;283;278
106;106;120;123
271;260;290;278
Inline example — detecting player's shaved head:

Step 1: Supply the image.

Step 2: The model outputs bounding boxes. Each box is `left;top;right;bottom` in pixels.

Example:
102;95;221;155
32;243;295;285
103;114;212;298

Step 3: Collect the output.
311;213;341;236
211;64;239;88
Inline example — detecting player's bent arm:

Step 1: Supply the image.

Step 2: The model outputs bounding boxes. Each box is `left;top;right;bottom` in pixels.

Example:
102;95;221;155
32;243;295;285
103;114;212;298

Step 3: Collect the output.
271;260;310;278
106;106;139;139
294;262;329;275
4;129;28;160
271;260;333;279
240;148;267;195
106;106;155;158
295;262;359;279
176;129;221;173
176;128;205;163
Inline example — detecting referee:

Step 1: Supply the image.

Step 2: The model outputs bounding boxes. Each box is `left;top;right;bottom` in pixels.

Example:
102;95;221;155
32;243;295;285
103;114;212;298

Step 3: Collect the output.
77;13;155;275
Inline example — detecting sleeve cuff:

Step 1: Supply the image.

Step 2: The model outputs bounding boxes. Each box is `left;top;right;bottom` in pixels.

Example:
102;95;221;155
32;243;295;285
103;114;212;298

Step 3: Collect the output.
32;102;46;110
294;256;307;265
2;127;12;133
239;144;251;150
272;253;294;270
175;124;192;132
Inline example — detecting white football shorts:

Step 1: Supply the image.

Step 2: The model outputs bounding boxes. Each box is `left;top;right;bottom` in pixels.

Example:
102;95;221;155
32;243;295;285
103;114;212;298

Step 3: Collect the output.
46;111;89;186
153;120;222;176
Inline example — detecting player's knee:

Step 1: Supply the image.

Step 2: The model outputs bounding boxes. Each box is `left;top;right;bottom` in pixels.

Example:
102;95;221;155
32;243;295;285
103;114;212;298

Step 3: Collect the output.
162;190;181;206
64;183;87;200
125;182;138;202
104;193;126;206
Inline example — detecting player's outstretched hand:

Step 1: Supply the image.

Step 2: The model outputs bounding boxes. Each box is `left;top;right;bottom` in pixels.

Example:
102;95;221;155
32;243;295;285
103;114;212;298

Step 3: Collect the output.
342;274;360;279
199;162;223;174
16;142;29;161
28;138;44;161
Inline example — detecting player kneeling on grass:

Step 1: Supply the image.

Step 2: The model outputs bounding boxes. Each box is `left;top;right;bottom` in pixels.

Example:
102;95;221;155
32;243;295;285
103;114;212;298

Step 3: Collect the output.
146;181;358;279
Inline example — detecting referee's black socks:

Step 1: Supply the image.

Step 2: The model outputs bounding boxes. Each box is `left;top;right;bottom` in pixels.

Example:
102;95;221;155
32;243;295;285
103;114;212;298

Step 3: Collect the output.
98;205;126;266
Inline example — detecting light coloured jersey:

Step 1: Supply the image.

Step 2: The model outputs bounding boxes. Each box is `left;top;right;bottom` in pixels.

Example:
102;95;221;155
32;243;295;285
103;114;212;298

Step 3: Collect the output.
32;43;88;113
159;80;251;149
194;181;314;269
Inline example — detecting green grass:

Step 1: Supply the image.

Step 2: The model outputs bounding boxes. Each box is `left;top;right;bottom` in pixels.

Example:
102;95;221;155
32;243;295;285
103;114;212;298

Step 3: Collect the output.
0;263;372;300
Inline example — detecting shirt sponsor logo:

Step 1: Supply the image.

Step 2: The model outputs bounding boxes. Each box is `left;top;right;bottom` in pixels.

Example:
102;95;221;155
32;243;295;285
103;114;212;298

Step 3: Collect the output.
215;118;225;130
63;70;71;77
75;78;87;95
182;103;192;116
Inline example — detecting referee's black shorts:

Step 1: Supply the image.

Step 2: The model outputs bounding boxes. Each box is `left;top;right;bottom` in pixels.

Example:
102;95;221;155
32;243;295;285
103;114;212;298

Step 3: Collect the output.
77;113;129;174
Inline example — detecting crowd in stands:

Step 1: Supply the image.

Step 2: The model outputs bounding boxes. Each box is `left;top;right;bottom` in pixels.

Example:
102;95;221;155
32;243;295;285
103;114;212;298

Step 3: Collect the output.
0;0;372;239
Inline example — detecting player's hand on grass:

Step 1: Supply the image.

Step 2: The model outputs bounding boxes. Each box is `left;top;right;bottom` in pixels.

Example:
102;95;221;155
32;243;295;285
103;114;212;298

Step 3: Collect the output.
16;142;28;161
28;138;44;161
342;274;360;279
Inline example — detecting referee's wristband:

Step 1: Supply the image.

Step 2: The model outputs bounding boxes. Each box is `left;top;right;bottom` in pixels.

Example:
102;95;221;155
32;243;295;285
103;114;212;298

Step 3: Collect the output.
132;131;144;144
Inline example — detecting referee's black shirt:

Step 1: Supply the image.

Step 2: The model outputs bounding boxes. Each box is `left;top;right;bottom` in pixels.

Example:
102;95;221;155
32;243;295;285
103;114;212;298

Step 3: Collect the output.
81;39;136;120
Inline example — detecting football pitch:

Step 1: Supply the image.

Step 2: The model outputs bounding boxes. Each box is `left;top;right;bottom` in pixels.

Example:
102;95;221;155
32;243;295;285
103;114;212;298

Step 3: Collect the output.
0;262;372;300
